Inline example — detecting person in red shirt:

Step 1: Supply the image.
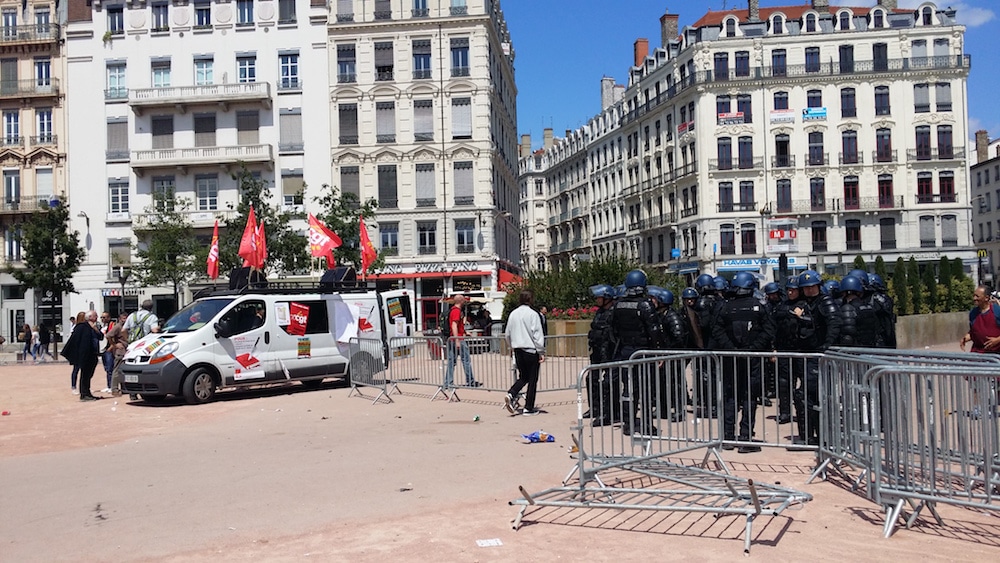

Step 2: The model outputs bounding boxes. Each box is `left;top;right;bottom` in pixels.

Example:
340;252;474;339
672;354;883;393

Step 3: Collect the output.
960;285;1000;353
444;294;481;389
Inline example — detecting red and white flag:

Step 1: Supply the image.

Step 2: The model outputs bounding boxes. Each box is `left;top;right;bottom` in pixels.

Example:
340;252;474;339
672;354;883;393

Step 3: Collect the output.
307;214;342;268
206;220;219;279
238;206;259;269
255;219;268;269
359;216;377;277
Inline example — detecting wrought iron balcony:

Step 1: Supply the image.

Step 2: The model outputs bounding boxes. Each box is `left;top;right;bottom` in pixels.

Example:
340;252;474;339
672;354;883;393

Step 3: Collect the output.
0;78;60;99
838;152;864;165
133;209;237;229
771;154;795;168
805;152;829;166
0;23;60;45
872;149;898;163
418;246;437;255
906;146;964;162
915;193;958;204
717;201;757;213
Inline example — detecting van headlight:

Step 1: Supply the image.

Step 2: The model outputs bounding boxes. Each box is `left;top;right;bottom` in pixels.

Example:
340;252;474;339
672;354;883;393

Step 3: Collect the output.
150;342;179;364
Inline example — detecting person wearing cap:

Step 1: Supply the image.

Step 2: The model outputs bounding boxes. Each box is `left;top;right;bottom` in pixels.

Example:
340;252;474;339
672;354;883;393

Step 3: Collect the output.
792;270;842;446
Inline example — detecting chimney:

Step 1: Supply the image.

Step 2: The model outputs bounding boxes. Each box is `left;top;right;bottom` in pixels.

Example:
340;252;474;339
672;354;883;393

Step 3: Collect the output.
633;38;649;67
543;128;554;150
877;0;898;9
601;76;616;110
812;0;829;10
748;0;759;22
520;134;532;158
976;130;990;164
660;13;679;47
565;129;571;139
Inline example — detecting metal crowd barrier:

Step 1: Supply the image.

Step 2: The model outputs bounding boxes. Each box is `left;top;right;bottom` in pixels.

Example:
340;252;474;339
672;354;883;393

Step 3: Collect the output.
346;337;392;404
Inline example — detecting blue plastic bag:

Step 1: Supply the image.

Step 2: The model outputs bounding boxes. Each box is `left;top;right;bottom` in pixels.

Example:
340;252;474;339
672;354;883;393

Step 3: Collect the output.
522;430;555;443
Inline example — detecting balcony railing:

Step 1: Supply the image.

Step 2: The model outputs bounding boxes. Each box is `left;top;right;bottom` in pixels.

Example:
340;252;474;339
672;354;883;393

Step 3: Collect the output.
337;73;357;83
454;196;474;206
412;8;429;17
105;87;129;101
373;10;392;20
450;6;468;15
915;193;958;204
134;209;237;229
418;246;436;255
0;78;60;98
131;144;273;170
451;67;470;77
30;134;56;146
339;135;358;145
805;152;829;166
1;136;22;147
0;198;51;213
813;241;828;252
906;146;964;162
414;132;433;141
708;157;762;171
838;152;864;165
0;23;60;45
455;244;474;254
376;134;396;143
413;69;432;80
416;198;435;207
680;205;698;218
771;154;795;168
717;201;757;213
278;78;302;91
336;13;354;22
881;239;897;250
129;82;270;111
846;240;862;251
873;149;898;163
375;69;394;81
719;245;737;255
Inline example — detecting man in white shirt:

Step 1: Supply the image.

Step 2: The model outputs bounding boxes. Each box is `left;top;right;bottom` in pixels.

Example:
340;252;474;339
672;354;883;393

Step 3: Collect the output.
503;289;546;416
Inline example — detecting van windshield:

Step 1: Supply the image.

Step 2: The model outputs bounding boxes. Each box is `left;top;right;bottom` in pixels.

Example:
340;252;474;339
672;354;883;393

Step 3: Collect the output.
162;298;235;333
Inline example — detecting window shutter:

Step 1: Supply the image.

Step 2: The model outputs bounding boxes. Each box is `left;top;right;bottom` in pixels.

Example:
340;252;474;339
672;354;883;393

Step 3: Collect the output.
914;84;929;108
337;44;356;63
280;112;302;149
340;166;359;198
194;114;216;147
107;121;128;151
151;116;173;149
451;97;471;138
453;161;473;202
936;83;951;107
415;163;434;204
376;101;395;138
414;100;433;139
35;168;52;199
339;104;358;139
337;0;352;15
919;216;935;241
374;42;393;66
413;40;431;55
237;111;259;145
377;165;397;206
941;215;957;242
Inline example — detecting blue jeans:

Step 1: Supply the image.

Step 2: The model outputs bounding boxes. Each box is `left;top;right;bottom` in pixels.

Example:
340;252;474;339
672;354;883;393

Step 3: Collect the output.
444;338;475;388
103;350;115;388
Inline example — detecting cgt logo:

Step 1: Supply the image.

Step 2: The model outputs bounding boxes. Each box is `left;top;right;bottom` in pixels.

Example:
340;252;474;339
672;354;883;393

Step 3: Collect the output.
308;229;334;246
291;311;308;325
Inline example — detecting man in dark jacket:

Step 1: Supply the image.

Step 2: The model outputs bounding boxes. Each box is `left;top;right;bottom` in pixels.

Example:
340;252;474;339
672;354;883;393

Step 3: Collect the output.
794;270;842;445
712;272;775;453
869;273;897;348
650;287;689;422
693;273;720;418
611;270;663;435
772;276;802;425
838;275;878;347
586;284;617;424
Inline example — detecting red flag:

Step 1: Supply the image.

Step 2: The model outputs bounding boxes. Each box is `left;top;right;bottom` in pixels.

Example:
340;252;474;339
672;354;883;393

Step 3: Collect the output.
255;219;268;269
206;220;219;279
359;216;377;277
238;206;258;268
307;214;342;268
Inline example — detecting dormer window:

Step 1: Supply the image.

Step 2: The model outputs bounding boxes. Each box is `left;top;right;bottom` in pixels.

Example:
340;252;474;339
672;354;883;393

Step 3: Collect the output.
805;13;816;32
839;12;850;31
772;15;784;34
921;7;933;25
872;9;884;28
725;17;736;38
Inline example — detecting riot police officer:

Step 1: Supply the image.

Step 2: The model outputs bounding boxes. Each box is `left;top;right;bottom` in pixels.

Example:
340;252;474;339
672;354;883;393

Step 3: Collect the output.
711;271;775;453
869;273;897;348
611;270;664;435
838;275;879;347
793;269;842;446
762;282;783;403
650;287;689;422
586;284;617;423
772;276;802;425
693;274;722;418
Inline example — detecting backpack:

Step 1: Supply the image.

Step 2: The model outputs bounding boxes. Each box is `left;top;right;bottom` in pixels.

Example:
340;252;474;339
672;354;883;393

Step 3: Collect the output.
439;305;452;338
128;311;151;342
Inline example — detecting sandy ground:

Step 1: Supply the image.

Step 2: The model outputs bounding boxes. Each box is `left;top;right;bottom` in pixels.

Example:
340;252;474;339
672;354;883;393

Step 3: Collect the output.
1;349;998;562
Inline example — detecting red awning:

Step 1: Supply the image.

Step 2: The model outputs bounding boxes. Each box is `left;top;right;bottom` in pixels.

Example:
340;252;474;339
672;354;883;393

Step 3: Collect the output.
498;269;522;290
367;270;489;280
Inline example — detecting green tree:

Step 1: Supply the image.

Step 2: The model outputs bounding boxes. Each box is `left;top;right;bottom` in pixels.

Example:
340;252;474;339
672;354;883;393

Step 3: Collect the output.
948;257;968;311
907;256;923;314
131;190;203;307
220;166;310;276
938;256;953;313
7;201;84;322
313;183;382;273
921;263;938;312
852;255;867;271
893;257;910;315
874;256;888;282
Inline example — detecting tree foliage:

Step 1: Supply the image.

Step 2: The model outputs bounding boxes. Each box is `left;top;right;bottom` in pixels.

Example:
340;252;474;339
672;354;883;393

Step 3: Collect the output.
907;256;923;314
892;257;910;315
7;201;84;297
852;255;867;271
874;256;888;282
921;262;938;312
131;190;203;306
219;166;310;276
313;183;382;273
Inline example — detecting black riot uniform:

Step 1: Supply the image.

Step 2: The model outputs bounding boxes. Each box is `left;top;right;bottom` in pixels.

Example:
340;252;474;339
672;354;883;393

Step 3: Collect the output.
655;290;689;422
839;295;878;347
772;283;803;425
611;277;664;435
587;288;618;424
694;291;722;418
793;272;842;445
711;284;775;449
870;289;897;348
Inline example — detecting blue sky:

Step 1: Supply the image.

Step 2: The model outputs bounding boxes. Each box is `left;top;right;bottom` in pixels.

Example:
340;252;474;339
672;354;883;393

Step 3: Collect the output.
503;0;999;148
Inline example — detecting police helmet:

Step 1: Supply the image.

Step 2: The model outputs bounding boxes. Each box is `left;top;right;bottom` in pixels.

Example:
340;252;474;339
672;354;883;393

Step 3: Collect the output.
682;287;698;300
713;276;729;292
615;284;626;298
798;269;822;287
763;282;780;295
732;271;756;290
785;275;801;290
695;273;715;290
589;284;615;299
624;269;648;289
646;286;664;304
823;279;841;298
848;269;870;287
840;275;864;294
869;273;886;291
660;289;675;306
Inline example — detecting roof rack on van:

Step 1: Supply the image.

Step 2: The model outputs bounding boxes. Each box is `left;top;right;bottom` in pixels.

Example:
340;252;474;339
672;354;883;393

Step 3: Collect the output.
192;280;376;300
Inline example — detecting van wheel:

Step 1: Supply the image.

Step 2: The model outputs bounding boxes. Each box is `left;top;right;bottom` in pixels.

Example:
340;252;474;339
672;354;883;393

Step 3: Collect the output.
183;368;217;404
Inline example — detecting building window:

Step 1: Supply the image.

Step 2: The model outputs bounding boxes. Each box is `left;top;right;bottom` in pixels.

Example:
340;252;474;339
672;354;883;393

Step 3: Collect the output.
718;182;733;212
839;11;850;31
374;0;391;20
29;57;46;89
810;178;825;211
279;53;299;89
151;60;171;88
942;215;957;246
193;113;216;147
282;174;303;208
841;87;856;117
717;137;732;170
936;82;952;112
808;132;824;166
842;130;858;164
879;218;896;249
237;0;254;25
811;221;827;252
805;13;816;32
415;163;435;207
875;85;890;115
237;55;256;83
771;15;783;34
151;115;173;149
106;120;128;161
341;166;359;199
196;175;218;211
845;219;861;251
453;161;473;206
35;108;52;144
236;111;259;144
107;6;124;35
774;134;790;167
938;125;953;159
378;165;398;209
152;176;175;212
413;100;433;141
455;220;475;253
776;179;791;212
771;49;786;76
336;44;356;83
738;137;753;169
716;94;730;116
194;57;214;86
915;126;931;160
336;0;354;21
839;44;854;73
375;101;396;143
873;43;888;71
374;41;394;81
2;170;19;208
412;0;429;18
720;224;736;255
875;128;892;162
805;47;820;73
914;83;930;113
151;3;169;32
725;18;736;38
714;52;729;80
940;172;955;202
773;91;788;110
737;94;752;123
451;97;472;139
917;172;933;203
919;216;935;248
872;9;884;28
338;103;358;144
194;0;211;28
413;40;431;79
106;63;127;99
844;176;859;209
380;223;398;255
741;223;756;254
278;0;296;23
279;110;303;153
109;242;131;277
109;181;129;214
739;181;754;209
878;174;894;208
807;89;822;108
450;38;469;77
417;222;436;254
735;51;749;77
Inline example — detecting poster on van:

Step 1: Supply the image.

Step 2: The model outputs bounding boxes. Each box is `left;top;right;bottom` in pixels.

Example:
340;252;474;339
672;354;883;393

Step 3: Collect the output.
288;302;309;336
232;335;265;381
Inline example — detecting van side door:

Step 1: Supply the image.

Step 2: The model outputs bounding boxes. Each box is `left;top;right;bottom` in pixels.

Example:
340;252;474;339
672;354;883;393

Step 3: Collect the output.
215;299;277;385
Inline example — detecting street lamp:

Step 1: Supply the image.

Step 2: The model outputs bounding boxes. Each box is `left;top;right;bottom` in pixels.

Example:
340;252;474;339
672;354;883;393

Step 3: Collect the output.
759;203;773;281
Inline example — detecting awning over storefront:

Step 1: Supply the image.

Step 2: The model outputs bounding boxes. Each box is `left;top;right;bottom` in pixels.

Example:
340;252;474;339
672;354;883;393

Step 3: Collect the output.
367;270;490;280
498;269;522;290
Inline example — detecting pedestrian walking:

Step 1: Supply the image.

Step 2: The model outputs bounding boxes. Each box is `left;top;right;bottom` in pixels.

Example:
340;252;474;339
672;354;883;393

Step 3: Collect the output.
504;289;546;416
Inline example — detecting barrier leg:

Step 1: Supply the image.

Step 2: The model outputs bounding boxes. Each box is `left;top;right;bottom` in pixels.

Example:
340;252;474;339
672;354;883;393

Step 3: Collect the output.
883;499;906;538
744;514;755;555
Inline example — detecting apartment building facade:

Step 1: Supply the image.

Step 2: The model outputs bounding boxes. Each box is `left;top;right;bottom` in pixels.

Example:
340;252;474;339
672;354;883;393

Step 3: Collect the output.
970;130;1000;285
0;0;67;341
64;0;330;319
329;0;518;329
539;0;974;282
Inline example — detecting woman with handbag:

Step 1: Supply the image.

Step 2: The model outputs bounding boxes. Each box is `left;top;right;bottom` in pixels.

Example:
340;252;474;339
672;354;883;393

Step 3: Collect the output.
20;322;33;362
60;312;91;397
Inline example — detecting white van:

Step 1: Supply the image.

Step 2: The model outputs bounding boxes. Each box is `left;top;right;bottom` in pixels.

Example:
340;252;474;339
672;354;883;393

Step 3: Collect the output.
120;283;414;404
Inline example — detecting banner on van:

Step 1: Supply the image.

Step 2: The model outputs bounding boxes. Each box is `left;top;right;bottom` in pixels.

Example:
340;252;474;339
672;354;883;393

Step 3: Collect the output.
232;335;264;381
288;302;309;336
